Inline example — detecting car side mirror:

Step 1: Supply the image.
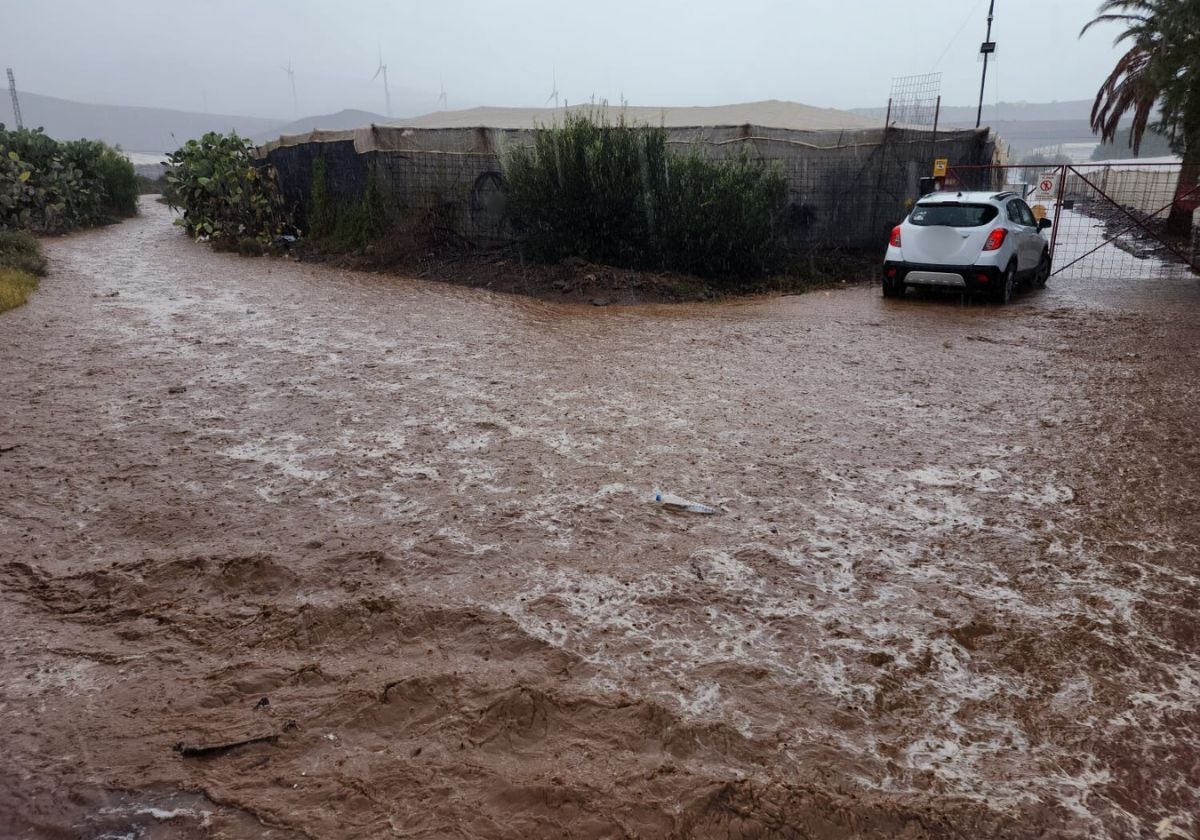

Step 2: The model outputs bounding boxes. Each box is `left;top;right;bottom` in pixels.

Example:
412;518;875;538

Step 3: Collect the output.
1038;218;1052;231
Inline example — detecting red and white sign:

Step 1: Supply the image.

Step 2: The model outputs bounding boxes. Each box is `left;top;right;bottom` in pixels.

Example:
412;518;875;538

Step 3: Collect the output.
1036;173;1058;196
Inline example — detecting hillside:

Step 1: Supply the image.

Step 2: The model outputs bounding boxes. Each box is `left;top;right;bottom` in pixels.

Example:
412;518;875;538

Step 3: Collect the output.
939;99;1099;124
940;101;1106;157
390;100;884;131
1;91;1139;158
255;109;390;142
850;99;1109;156
853;99;1099;126
0;91;285;152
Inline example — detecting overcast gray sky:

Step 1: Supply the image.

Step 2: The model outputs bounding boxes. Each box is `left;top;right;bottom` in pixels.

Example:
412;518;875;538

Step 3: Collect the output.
3;0;1126;119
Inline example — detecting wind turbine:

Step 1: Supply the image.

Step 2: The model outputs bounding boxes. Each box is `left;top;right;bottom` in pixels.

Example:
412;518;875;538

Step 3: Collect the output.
281;59;298;116
545;66;560;110
437;75;448;111
372;49;392;117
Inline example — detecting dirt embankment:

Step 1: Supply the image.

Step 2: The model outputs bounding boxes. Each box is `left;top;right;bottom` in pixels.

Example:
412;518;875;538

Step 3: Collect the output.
1;199;1198;838
287;236;880;307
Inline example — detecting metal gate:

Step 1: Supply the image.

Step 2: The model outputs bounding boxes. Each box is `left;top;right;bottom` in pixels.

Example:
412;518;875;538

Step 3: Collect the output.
945;163;1199;280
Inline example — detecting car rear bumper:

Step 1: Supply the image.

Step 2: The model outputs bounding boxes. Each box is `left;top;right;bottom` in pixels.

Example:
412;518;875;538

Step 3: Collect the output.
883;261;1001;293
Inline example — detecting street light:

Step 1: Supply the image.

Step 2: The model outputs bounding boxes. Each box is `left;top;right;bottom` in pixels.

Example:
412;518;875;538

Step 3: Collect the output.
976;0;997;129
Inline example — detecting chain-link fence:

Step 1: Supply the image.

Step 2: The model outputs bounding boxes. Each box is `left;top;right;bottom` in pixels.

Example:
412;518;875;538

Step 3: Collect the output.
947;162;1199;279
261;121;995;255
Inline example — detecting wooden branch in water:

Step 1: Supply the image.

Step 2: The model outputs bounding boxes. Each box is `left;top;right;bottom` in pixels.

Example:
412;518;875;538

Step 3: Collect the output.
174;720;296;758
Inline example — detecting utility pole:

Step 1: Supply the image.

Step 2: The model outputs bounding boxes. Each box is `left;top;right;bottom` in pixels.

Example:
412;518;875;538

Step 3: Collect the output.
975;0;997;129
6;68;22;129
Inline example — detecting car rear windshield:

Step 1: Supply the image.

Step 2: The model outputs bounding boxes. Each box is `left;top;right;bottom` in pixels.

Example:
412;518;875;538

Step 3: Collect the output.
909;203;998;227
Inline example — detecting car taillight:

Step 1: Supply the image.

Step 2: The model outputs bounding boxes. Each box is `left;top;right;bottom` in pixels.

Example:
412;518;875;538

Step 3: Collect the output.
983;228;1007;251
890;225;902;247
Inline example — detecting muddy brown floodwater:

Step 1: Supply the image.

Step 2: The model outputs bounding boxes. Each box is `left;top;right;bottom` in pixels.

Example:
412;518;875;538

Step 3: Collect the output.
1;199;1198;839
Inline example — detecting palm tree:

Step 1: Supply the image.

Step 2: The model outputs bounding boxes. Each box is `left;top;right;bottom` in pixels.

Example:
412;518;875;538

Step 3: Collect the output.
1082;0;1200;237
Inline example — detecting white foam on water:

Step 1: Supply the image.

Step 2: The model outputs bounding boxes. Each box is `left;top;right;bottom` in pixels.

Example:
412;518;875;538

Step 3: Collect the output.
433;526;499;558
680;681;722;716
446;432;494;452
5;660;99;699
222;434;333;483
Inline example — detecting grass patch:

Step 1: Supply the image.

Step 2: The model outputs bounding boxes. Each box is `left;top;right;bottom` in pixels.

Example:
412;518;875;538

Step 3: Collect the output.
0;230;47;276
0;230;47;313
0;267;40;313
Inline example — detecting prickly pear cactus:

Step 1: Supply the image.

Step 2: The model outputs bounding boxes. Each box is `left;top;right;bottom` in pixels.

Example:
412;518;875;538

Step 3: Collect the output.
0;125;136;233
165;132;290;246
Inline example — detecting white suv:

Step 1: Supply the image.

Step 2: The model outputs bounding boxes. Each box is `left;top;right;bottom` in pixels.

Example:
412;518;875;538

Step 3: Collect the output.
882;191;1053;303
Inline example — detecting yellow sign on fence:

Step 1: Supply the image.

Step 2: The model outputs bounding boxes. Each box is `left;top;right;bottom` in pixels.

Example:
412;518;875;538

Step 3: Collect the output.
933;158;948;177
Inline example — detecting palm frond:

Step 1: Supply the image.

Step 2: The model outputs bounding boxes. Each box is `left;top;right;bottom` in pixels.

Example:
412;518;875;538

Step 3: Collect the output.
1079;12;1147;38
1081;0;1199;156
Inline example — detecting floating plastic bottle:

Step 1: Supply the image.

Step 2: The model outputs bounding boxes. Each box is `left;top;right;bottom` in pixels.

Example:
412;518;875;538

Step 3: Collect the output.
654;490;717;515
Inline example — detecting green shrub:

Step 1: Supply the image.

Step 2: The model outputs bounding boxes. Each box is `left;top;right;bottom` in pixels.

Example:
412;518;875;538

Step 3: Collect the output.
332;167;391;250
0;126;140;232
306;158;392;252
307;157;336;240
659;149;789;280
96;147;139;218
503;113;788;281
3;126;60;174
505;112;667;266
165;131;289;246
1;127;65;232
0;229;47;276
58;139;109;227
237;236;265;257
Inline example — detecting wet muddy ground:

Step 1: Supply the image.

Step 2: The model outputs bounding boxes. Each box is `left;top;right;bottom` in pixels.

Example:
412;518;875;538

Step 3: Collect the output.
1;199;1198;838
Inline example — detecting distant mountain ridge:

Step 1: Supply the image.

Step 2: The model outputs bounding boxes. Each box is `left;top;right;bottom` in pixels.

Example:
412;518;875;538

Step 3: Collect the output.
941;100;1098;124
851;99;1099;124
0;90;288;153
256;109;391;142
0;90;1135;158
385;100;884;132
934;100;1105;154
849;99;1148;156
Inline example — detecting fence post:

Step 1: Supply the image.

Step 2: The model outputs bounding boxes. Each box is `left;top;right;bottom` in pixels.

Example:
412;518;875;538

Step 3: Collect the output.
1048;165;1068;259
1192;209;1200;270
868;99;894;241
930;95;940;168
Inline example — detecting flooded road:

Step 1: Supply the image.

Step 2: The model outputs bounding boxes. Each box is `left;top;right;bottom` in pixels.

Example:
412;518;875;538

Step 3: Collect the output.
2;199;1198;838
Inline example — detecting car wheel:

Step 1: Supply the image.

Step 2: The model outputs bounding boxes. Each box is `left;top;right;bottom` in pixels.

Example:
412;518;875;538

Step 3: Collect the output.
1034;250;1051;288
992;261;1016;304
882;278;904;299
